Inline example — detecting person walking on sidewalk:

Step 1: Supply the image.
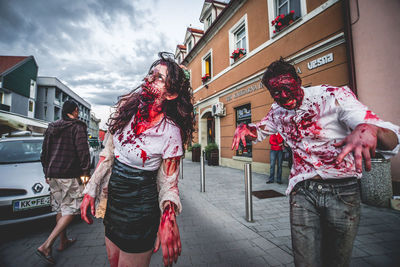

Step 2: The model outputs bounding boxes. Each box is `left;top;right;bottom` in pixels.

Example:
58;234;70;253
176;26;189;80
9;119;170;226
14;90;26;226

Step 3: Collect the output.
37;100;90;265
81;52;194;267
232;58;400;266
267;132;284;184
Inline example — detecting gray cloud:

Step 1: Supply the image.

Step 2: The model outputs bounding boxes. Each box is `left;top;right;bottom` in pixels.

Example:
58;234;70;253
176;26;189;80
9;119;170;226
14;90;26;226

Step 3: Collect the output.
0;0;206;126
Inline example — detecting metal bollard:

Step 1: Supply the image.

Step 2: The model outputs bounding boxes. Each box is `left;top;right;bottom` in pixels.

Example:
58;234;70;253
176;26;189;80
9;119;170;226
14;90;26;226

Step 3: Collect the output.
180;157;183;180
200;150;205;192
244;163;253;222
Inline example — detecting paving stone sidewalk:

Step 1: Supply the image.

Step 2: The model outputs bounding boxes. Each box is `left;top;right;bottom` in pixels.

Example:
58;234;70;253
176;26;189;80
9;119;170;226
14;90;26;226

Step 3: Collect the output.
1;159;400;266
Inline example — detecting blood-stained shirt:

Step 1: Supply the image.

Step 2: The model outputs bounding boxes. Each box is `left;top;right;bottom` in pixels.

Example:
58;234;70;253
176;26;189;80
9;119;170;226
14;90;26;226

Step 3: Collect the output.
250;85;400;195
113;116;183;171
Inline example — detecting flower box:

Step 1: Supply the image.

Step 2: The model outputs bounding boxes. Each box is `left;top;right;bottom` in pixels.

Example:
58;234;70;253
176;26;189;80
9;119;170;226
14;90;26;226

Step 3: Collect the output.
271;10;296;34
201;73;210;83
191;144;201;162
230;48;246;62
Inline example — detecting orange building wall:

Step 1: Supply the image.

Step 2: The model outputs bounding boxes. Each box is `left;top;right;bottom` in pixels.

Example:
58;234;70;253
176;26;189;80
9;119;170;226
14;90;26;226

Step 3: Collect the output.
192;1;345;104
189;0;349;169
307;0;329;13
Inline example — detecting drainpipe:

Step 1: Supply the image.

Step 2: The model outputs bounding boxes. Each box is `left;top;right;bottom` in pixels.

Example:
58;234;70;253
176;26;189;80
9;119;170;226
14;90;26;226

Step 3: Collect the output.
343;0;357;96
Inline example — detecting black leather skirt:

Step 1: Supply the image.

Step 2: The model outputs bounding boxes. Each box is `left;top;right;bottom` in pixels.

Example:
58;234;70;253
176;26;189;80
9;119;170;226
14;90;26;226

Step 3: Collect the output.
104;158;160;253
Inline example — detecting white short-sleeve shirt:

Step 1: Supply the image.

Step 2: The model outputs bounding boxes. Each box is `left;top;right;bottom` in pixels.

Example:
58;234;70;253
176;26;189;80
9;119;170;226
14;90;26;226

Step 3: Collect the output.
251;85;400;195
113;116;183;171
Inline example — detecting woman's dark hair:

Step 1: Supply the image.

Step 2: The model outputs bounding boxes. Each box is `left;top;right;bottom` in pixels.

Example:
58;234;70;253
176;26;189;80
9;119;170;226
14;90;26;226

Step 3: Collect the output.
107;52;194;146
62;99;78;120
261;57;301;90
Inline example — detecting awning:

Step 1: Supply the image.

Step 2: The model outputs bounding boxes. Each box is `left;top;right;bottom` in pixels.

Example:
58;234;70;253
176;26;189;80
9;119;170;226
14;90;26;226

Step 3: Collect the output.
0;111;48;135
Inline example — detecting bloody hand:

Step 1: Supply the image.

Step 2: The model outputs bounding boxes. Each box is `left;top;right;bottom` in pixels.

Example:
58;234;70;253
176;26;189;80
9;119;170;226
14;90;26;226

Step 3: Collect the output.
153;204;181;266
80;194;96;224
231;123;257;150
334;123;378;173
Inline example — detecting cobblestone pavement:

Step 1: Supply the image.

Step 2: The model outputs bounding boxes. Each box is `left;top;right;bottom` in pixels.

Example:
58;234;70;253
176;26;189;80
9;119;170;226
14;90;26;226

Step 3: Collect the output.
1;159;400;266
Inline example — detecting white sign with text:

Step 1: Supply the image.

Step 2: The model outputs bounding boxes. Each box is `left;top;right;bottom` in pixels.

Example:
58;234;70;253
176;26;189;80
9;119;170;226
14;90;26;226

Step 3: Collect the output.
307;53;334;70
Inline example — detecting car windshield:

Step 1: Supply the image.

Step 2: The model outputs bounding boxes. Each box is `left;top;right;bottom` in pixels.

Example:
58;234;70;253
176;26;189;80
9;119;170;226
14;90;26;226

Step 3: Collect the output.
0;139;43;164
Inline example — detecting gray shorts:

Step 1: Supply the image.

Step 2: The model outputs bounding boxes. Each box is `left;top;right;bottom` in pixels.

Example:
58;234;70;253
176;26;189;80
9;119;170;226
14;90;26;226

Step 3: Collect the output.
48;178;84;216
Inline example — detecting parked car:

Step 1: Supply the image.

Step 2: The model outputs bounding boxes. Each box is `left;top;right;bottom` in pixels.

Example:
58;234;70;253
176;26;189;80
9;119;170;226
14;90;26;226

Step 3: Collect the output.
0;134;56;226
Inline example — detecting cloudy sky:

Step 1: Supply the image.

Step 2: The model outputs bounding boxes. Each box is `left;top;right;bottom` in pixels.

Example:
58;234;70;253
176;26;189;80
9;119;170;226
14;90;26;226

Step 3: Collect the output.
0;0;226;128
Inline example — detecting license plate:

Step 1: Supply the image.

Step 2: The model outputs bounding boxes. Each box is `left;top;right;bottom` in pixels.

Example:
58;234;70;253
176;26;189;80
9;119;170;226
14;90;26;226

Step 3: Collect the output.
12;195;51;211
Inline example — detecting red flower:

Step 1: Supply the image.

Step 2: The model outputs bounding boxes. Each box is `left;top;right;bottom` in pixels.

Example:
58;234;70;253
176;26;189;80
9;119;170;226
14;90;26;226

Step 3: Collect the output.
280;14;284;18
273;30;276;33
278;22;282;26
290;10;295;14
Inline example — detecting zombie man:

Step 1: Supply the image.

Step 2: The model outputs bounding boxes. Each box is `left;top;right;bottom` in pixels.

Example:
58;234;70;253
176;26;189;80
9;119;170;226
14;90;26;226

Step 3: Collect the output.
232;58;400;266
81;52;194;267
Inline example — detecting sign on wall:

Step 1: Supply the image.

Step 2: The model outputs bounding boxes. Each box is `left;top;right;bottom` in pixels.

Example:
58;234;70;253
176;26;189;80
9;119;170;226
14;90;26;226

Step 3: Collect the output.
226;82;264;102
307;53;334;70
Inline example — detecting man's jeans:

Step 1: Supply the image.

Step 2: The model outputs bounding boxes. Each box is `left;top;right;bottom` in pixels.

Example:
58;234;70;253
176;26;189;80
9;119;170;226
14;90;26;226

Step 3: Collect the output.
269;150;283;182
289;178;360;267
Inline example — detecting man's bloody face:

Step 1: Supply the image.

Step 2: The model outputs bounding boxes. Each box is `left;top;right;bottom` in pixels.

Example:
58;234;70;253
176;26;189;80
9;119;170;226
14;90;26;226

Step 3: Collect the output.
267;74;304;110
141;64;168;103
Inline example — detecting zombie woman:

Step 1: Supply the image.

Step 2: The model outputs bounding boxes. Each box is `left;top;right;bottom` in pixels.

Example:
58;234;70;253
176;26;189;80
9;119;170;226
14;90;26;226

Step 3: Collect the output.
80;52;194;267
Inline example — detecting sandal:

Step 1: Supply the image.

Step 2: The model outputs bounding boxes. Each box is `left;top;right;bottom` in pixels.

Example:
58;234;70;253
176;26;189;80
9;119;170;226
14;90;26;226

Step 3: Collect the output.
36;249;55;265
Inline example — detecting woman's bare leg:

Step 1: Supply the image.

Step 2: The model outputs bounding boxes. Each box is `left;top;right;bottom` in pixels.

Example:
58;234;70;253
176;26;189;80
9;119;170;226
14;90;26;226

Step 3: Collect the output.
105;237;120;267
105;236;153;267
118;249;153;267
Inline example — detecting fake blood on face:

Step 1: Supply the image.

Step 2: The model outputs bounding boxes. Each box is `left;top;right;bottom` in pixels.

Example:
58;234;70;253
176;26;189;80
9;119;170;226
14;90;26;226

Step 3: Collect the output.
268;74;304;110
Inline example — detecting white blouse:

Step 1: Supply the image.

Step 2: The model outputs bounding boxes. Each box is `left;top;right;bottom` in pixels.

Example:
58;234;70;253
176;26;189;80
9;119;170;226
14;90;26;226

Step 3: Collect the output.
113;116;183;171
251;85;400;195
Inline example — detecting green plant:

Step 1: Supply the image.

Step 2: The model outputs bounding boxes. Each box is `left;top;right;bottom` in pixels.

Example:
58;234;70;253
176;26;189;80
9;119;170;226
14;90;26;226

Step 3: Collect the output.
187;145;192;152
192;143;201;148
204;143;218;153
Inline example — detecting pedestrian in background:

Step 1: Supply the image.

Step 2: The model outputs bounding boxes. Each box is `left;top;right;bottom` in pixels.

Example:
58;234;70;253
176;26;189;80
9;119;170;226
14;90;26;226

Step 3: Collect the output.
267;132;284;184
232;58;399;266
37;99;90;265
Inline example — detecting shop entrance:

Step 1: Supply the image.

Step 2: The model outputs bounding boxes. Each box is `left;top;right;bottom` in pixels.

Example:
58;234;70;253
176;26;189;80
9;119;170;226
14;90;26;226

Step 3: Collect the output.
200;111;215;146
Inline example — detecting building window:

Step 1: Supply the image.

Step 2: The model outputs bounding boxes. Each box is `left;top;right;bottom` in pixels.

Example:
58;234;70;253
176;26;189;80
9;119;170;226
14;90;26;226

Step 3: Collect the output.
187;40;193;52
30;79;36;99
54;106;60;121
207;117;215;144
206;13;212;29
234;24;247;51
202;51;212;83
0;92;3;104
235;104;252;157
270;0;302;35
28;100;34;112
276;0;301;19
229;14;248;64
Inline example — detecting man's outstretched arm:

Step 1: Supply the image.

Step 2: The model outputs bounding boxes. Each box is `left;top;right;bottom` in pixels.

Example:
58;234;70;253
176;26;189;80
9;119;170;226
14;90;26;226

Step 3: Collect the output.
335;123;399;172
231;123;257;150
